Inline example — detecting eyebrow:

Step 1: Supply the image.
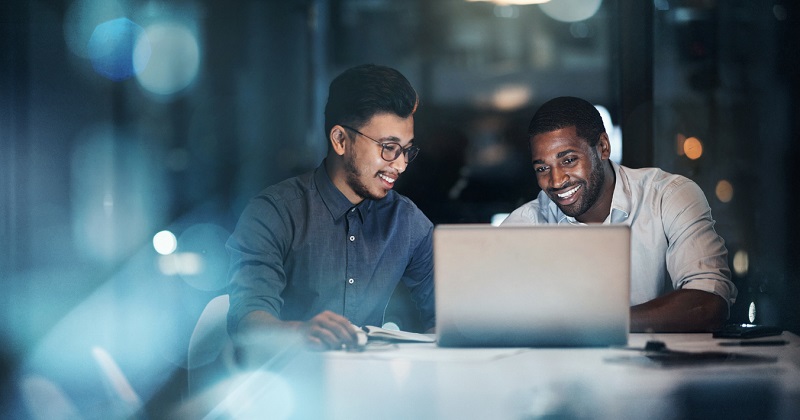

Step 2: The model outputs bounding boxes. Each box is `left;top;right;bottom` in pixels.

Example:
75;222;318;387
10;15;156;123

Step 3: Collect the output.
532;149;578;165
383;136;415;146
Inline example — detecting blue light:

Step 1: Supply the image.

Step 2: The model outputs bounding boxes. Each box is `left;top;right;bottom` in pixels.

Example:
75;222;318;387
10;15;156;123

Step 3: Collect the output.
87;17;150;81
135;22;200;96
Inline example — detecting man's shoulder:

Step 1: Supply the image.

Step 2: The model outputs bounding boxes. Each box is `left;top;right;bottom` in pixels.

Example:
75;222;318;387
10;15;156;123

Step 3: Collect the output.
617;165;710;217
385;189;420;207
377;191;433;225
256;170;316;203
619;165;696;194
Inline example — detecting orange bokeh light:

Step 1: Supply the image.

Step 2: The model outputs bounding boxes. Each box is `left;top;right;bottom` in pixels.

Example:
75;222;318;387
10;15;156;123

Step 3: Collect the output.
683;137;703;160
715;179;734;203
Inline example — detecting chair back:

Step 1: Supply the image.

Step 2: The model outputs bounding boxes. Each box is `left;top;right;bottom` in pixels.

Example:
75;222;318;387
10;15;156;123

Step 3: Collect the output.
187;294;236;395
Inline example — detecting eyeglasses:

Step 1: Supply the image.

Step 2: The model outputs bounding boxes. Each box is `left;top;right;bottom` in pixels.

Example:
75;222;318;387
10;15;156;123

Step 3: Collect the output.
340;124;420;163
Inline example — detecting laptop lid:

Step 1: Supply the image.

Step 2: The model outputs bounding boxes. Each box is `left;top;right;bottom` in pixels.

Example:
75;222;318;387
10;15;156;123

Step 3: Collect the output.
434;224;630;348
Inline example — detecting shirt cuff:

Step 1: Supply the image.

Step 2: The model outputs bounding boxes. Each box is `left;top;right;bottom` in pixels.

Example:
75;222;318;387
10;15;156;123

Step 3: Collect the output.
679;278;737;308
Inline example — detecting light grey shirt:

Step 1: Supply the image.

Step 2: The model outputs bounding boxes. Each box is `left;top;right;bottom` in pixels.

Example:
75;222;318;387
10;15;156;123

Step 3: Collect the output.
502;161;737;308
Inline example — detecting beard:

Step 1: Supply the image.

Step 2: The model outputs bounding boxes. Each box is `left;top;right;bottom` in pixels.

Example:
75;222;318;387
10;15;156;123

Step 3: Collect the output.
553;153;606;218
343;150;384;201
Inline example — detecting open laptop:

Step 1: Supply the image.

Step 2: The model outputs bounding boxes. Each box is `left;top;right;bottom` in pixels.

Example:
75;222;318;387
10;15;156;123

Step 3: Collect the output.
434;224;630;348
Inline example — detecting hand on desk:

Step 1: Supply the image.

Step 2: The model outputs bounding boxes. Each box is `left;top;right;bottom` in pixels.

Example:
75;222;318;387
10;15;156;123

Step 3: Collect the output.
300;310;359;351
237;309;358;356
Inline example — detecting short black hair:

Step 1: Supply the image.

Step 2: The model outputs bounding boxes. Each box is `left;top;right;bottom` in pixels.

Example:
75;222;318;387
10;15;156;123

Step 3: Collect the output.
324;64;418;138
527;96;605;146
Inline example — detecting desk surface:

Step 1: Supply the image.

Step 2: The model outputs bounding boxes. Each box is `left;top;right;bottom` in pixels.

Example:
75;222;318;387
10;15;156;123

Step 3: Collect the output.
322;332;800;420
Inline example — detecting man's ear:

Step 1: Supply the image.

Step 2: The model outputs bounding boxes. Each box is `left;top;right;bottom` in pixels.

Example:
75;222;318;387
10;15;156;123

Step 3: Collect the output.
596;133;611;160
330;126;347;156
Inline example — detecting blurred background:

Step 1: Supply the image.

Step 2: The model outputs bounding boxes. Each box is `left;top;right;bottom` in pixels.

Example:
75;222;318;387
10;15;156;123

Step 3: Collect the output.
1;0;799;417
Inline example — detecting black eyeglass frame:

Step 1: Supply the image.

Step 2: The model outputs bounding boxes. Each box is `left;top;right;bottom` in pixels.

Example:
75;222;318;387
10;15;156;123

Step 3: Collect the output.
340;124;420;163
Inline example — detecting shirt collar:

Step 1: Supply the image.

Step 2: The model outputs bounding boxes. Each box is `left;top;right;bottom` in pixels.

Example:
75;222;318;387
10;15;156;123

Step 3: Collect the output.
608;160;630;223
314;159;373;222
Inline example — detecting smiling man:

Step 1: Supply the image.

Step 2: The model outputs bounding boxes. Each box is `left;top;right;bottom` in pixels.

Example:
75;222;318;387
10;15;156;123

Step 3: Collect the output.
226;65;434;351
502;96;737;332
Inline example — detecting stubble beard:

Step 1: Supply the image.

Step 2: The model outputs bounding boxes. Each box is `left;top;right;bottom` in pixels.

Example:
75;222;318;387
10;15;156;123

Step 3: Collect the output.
556;153;606;218
343;151;384;202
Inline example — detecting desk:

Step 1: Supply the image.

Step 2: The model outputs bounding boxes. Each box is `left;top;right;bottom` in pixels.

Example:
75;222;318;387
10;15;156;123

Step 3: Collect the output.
323;333;800;420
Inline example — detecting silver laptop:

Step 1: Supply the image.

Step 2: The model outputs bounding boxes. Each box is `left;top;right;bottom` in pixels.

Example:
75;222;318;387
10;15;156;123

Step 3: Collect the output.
434;224;630;347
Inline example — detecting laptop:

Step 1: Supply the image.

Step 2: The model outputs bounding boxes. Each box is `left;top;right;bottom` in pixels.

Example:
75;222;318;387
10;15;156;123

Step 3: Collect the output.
434;224;630;348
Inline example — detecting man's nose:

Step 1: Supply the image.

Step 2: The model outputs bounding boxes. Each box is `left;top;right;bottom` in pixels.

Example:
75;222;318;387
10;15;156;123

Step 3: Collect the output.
550;166;568;189
391;155;408;173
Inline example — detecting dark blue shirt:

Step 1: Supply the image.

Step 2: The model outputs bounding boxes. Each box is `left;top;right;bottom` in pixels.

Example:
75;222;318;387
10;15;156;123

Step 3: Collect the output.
227;161;435;334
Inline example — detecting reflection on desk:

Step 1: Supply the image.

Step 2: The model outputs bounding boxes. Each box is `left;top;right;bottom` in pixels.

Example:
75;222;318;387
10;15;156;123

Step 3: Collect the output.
176;333;800;419
323;333;800;420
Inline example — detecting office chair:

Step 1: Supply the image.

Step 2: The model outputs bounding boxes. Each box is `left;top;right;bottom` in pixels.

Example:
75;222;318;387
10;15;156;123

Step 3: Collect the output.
182;296;325;419
187;294;237;396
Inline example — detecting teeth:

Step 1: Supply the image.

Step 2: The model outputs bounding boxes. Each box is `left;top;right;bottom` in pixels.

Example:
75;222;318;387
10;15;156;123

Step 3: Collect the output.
379;174;396;184
557;185;580;199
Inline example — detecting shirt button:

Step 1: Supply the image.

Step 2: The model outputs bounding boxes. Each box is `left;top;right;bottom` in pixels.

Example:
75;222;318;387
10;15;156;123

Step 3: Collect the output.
349;235;355;241
348;278;355;284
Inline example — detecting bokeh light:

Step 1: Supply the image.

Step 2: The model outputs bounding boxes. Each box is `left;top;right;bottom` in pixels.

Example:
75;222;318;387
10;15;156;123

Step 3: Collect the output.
595;105;622;163
491;84;532;111
539;0;602;22
715;179;734;203
683;136;703;160
382;322;400;331
153;230;178;255
733;250;749;277
135;22;200;96
159;253;203;277
87;18;150;81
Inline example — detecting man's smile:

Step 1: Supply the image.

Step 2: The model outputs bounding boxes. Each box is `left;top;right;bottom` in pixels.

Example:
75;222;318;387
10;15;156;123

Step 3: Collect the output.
379;172;397;186
557;184;581;199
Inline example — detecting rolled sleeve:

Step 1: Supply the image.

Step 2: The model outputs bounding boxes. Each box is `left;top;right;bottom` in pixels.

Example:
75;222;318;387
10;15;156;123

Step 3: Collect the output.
226;195;289;335
662;178;737;307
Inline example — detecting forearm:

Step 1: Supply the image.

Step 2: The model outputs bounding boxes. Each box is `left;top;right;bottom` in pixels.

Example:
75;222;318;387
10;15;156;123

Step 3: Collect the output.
630;289;728;333
237;310;302;339
230;311;306;367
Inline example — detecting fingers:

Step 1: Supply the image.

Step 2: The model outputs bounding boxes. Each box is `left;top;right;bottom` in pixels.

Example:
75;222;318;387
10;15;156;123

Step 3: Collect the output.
303;311;358;350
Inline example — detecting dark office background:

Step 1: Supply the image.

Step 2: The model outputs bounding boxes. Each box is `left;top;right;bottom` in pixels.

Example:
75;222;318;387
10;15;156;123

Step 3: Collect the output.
2;0;799;417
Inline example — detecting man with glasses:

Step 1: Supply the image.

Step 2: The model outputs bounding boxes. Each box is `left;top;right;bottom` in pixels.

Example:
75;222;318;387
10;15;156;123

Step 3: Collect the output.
226;64;434;351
